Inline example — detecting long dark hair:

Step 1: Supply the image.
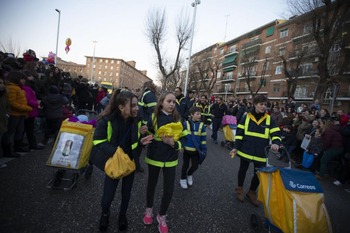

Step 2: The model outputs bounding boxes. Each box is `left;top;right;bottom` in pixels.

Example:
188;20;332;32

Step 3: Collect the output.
98;88;135;120
152;92;180;127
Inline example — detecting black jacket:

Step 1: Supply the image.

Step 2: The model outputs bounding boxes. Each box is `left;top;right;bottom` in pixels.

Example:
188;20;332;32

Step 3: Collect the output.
146;111;187;167
211;103;227;118
92;111;142;160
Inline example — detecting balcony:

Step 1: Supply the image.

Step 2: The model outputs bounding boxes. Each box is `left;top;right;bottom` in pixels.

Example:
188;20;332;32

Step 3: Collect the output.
301;69;318;76
236;88;249;93
221;77;235;83
225;49;239;56
242;38;262;49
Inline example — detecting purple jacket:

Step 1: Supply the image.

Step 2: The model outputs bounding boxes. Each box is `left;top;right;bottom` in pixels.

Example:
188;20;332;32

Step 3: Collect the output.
23;85;39;118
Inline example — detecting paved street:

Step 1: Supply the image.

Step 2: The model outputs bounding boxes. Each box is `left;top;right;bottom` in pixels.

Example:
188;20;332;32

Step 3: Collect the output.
1;129;349;233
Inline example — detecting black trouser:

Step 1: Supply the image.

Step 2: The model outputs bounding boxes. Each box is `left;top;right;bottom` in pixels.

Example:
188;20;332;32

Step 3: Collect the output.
44;118;62;140
146;164;176;216
181;150;199;179
2;115;25;151
24;117;37;148
211;117;222;140
101;172;135;215
238;158;265;191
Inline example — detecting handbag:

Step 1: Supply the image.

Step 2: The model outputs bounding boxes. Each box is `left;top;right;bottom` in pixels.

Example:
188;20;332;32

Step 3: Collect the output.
188;122;206;165
104;147;136;179
300;136;311;150
301;151;314;168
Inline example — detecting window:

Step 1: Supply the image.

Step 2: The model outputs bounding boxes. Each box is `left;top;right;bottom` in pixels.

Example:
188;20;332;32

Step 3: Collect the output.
220;48;224;55
303;23;313;34
266;26;274;37
225;71;233;80
294;86;307;98
229;45;237;53
263;61;270;71
279;47;286;56
217;71;222;79
300;63;313;75
111;60;114;64
265;45;271;54
105;65;108;69
280;28;288;38
273;84;280;93
275;66;283;74
105;60;109;63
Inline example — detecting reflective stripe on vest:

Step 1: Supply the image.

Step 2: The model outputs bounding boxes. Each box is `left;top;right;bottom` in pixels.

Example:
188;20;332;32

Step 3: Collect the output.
145;157;178;167
93;121;140;150
138;90;156;107
243;113;270;139
237;150;267;162
186;121;204;136
176;97;185;105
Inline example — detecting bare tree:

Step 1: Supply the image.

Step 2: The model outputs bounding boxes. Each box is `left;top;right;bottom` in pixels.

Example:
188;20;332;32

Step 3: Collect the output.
0;38;22;57
187;55;220;97
145;8;192;91
239;51;267;98
287;0;350;102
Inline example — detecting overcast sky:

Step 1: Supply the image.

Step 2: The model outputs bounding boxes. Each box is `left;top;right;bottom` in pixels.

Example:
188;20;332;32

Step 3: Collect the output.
0;0;288;80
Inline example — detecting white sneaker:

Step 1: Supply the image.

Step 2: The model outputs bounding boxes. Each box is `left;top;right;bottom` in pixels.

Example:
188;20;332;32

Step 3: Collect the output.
179;179;188;189
187;175;193;186
333;180;343;186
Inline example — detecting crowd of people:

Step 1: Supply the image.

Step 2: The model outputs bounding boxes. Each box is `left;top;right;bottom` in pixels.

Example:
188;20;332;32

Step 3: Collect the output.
1;49;350;232
0;50;110;167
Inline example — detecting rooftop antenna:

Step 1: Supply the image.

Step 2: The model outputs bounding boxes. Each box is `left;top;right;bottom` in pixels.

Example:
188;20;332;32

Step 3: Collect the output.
224;14;230;41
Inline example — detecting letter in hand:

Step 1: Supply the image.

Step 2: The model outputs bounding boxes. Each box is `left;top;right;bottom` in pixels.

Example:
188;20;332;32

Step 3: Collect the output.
230;149;236;158
141;134;154;145
270;144;279;151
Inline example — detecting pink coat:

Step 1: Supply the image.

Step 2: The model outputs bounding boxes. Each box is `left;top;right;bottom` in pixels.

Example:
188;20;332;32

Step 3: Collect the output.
23;85;39;118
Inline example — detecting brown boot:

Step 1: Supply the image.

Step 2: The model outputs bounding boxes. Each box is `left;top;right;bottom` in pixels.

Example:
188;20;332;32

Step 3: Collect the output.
246;190;260;207
235;187;244;202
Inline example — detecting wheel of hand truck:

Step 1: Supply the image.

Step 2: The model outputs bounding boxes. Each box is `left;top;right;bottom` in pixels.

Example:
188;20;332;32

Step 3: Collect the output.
71;173;79;188
84;164;93;180
250;213;263;232
52;170;65;187
220;141;225;147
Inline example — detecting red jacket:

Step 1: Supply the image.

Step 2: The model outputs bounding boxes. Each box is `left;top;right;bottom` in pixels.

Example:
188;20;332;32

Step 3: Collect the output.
321;125;343;150
96;89;106;104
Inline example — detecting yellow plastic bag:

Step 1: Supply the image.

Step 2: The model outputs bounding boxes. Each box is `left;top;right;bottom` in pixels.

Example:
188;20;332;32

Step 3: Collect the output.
104;147;136;179
156;122;183;142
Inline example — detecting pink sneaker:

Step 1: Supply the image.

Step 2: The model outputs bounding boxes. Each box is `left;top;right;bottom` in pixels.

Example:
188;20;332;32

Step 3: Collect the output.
157;214;168;233
143;208;153;225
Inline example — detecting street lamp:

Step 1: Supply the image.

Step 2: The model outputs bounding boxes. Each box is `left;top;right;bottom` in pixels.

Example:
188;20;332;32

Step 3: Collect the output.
55;9;61;66
184;0;200;97
90;41;97;83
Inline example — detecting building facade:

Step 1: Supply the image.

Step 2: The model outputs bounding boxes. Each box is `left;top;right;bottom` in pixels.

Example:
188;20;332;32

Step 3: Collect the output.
58;56;152;95
188;4;350;112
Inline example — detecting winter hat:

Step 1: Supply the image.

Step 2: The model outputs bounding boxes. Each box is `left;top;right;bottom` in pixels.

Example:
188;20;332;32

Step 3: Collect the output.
77;115;88;122
23;49;38;62
49;85;59;94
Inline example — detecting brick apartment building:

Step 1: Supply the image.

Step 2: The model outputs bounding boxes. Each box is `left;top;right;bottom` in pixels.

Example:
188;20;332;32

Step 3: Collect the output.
187;4;350;112
57;56;152;95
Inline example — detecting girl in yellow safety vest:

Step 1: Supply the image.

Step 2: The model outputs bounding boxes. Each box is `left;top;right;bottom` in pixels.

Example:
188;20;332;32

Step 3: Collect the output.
143;92;188;233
